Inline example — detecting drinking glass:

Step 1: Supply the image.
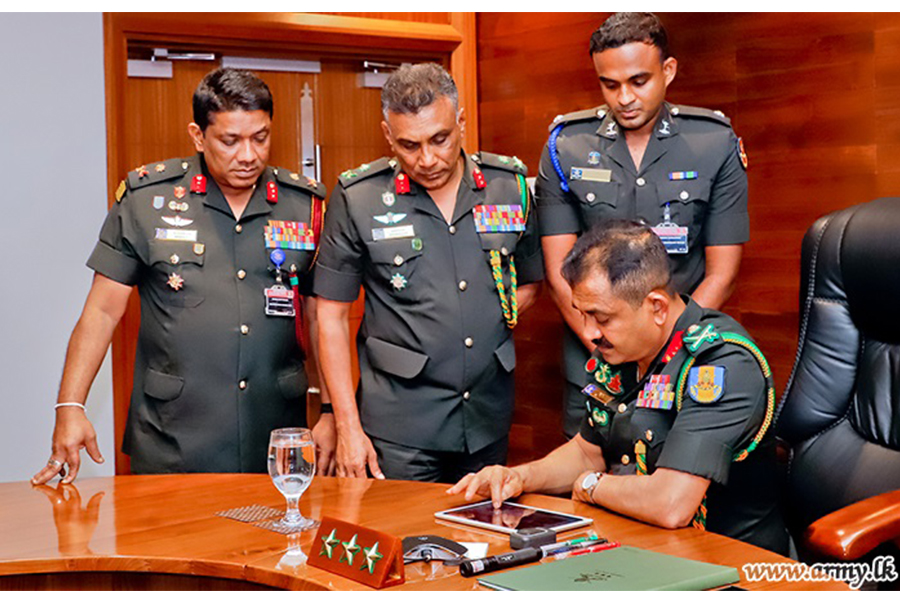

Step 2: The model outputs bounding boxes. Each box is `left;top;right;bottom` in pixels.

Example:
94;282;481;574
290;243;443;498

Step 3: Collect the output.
267;427;318;532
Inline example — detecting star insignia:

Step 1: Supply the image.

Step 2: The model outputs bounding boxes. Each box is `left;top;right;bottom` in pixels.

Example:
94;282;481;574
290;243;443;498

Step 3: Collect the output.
390;273;407;291
340;533;361;566
136;165;149;178
155;163;166;173
319;528;340;560
166;273;184;291
359;542;383;575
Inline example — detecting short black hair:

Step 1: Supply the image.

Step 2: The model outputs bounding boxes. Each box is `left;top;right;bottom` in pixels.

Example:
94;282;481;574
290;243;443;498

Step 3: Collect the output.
561;220;672;307
192;67;273;131
589;12;670;60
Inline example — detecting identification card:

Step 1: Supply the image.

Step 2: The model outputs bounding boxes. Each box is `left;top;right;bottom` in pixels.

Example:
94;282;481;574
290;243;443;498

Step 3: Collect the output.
264;285;295;317
570;167;612;183
372;224;415;241
155;228;198;242
652;222;689;254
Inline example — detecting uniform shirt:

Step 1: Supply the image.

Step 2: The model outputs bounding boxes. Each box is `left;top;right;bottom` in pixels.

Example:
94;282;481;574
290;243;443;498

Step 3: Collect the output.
314;152;543;453
87;155;325;473
536;102;748;294
580;297;789;554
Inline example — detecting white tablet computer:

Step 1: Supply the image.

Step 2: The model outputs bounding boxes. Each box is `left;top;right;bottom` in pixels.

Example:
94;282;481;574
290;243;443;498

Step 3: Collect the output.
434;500;592;534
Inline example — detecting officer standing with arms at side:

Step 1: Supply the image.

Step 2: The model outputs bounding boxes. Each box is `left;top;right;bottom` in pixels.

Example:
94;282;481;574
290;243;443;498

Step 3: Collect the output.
450;221;788;555
315;63;544;482
32;68;334;485
537;13;749;438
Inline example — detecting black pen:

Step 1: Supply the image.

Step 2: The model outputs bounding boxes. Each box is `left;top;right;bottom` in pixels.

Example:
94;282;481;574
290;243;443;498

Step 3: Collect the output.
458;546;542;577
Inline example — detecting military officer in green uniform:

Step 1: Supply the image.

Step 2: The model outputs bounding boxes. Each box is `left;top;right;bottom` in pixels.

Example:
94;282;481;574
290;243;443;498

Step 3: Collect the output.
315;63;544;482
535;13;750;437
32;68;332;484
450;221;788;554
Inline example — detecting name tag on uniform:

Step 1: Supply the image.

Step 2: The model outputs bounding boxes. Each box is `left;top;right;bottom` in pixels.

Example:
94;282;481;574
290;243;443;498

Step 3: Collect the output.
473;204;526;233
372;225;415;241
652;223;689;254
570;167;612;183
155;228;198;242
582;383;615;405
264;284;296;317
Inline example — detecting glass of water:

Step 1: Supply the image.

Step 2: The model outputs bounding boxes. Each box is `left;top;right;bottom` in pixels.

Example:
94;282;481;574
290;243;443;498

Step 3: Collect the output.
268;427;318;532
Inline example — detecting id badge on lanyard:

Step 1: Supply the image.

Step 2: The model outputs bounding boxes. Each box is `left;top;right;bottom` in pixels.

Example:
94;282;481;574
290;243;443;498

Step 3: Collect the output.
652;203;689;254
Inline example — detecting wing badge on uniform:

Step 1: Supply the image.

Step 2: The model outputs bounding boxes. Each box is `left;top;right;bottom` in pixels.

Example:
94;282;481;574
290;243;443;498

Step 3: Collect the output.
373;212;407;225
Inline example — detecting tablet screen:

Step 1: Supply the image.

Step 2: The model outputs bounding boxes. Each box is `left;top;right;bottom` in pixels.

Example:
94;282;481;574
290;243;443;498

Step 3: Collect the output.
436;500;591;533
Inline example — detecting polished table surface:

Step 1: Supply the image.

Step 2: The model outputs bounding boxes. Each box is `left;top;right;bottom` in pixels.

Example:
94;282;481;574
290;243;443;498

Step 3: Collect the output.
0;474;847;590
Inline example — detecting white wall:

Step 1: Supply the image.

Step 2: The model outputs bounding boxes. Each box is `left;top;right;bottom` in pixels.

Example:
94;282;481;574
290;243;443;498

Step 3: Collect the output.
0;13;113;482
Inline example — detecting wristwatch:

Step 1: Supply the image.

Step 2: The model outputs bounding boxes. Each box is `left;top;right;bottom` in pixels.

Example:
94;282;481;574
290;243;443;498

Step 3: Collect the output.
580;471;604;502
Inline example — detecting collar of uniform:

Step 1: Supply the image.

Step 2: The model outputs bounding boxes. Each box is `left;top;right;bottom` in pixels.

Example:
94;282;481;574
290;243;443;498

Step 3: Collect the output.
199;155;273;220
637;294;704;380
596;110;620;140
654;103;680;139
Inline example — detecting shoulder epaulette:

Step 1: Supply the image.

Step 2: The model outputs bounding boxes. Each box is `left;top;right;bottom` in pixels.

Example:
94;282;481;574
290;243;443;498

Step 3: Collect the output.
339;157;392;188
274;167;326;199
126;157;187;190
682;322;725;356
473;151;527;176
670;105;732;126
547;105;608;132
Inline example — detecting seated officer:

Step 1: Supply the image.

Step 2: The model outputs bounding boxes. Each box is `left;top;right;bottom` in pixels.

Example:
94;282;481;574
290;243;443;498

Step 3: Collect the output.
449;220;789;554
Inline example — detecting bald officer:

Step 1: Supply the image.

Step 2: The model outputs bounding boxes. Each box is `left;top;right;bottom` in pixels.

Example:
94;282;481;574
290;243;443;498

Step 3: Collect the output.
536;13;749;437
32;68;332;485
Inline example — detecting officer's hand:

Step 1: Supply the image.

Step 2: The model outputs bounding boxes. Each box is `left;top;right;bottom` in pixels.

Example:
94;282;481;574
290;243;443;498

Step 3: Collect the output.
312;413;336;476
335;426;384;480
445;466;524;508
32;407;104;486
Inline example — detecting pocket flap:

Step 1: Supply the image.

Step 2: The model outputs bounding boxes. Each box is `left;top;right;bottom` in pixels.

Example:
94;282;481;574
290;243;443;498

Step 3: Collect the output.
494;336;516;372
365;336;428;379
277;367;308;401
144;367;184;401
657;179;711;205
149;241;205;266
478;231;519;253
570;180;619;207
367;240;423;265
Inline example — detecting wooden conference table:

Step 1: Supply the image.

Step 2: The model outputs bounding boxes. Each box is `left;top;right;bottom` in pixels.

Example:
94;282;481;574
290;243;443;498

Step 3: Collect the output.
0;474;847;591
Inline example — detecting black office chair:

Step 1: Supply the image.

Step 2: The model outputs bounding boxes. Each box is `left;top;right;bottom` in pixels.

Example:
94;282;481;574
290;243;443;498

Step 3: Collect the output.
776;197;900;567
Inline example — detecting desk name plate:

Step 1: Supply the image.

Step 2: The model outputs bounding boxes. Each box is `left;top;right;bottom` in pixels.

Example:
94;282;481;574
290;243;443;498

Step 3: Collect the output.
307;516;405;588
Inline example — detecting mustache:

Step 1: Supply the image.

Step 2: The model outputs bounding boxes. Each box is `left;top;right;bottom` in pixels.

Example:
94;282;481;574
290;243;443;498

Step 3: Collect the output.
594;339;613;350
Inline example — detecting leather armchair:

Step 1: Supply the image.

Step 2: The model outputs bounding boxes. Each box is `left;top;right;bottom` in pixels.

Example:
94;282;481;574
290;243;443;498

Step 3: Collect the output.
776;197;900;562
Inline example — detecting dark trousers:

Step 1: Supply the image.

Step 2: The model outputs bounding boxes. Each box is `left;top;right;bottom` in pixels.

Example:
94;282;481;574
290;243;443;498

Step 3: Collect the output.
370;435;509;483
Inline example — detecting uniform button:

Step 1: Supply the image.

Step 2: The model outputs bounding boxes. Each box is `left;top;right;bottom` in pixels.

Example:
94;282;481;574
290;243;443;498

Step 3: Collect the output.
463;391;471;400
239;380;247;390
680;190;689;200
621;454;631;465
617;403;627;413
586;192;596;203
235;224;243;233
646;429;654;442
449;225;457;234
671;107;680;116
237;269;246;280
465;337;474;348
458;280;468;291
636;177;646;187
596;109;606;119
290;264;297;273
240;324;249;335
169;254;180;265
393;255;404;266
500;247;509;257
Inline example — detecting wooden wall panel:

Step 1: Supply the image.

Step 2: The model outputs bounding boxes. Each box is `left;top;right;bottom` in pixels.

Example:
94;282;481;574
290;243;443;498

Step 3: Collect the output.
479;12;900;464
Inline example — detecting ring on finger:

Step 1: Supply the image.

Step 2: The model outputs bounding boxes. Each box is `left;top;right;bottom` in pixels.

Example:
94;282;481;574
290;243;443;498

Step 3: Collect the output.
48;459;63;468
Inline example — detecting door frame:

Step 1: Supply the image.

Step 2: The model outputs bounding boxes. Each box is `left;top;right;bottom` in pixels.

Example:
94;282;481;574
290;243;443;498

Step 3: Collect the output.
103;12;478;473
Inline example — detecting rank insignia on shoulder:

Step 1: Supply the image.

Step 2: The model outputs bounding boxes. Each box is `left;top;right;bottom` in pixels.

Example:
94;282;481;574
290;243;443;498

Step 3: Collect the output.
684;323;721;354
688;365;725;404
115;180;127;203
155;163;166;173
136;165;149;179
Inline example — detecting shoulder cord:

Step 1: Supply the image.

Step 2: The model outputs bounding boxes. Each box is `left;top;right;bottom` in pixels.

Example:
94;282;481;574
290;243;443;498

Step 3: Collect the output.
289;196;327;358
670;333;776;530
548;124;570;192
488;173;529;329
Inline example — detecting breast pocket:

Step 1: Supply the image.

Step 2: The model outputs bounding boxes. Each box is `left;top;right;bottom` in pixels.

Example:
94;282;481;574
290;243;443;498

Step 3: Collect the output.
569;180;620;227
148;241;205;308
366;239;424;299
656;179;712;244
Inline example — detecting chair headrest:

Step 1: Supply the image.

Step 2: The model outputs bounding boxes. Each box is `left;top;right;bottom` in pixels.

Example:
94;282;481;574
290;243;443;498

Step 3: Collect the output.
842;197;900;342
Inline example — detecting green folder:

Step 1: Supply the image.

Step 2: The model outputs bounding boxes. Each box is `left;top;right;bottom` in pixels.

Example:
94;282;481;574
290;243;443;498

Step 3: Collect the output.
478;546;740;591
